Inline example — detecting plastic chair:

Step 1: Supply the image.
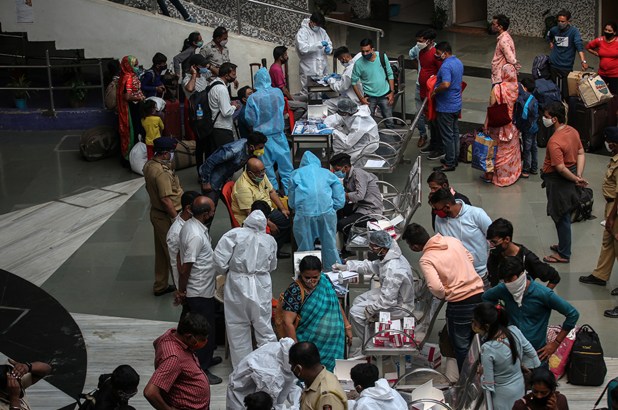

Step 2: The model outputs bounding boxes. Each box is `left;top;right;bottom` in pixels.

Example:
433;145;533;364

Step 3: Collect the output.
221;181;241;228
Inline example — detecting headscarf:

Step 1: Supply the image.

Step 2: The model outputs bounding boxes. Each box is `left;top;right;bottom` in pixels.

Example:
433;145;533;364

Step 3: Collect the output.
116;55;143;158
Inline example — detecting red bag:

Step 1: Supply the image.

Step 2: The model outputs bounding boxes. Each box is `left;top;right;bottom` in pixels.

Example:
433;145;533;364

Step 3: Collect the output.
546;326;578;379
486;86;512;128
162;99;183;139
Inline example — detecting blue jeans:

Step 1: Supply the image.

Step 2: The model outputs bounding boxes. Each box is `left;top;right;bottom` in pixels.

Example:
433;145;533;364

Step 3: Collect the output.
369;96;394;129
437;111;460;167
446;295;482;370
554;212;572;259
522;132;538;173
414;85;427;137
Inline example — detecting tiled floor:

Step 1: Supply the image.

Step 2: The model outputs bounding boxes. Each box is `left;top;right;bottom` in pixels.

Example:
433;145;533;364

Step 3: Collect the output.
0;22;616;410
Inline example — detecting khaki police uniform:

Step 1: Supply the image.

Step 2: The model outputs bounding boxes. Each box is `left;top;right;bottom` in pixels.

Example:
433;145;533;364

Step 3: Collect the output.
300;368;348;410
591;153;618;282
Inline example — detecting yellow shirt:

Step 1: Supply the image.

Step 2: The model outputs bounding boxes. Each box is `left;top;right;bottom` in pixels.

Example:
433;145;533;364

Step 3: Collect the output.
231;171;274;225
300;368;348;410
142;115;165;146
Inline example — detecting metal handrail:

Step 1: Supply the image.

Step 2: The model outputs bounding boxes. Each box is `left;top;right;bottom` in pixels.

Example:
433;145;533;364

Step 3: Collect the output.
237;0;384;50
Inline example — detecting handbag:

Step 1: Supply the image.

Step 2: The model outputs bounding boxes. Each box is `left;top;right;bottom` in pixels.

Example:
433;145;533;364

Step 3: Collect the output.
486;86;512;128
578;72;614;108
471;132;497;172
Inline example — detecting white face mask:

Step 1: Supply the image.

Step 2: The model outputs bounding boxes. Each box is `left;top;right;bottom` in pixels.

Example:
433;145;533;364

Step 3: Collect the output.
542;117;554;128
341;61;350;67
219;39;228;47
312;26;320;32
417;41;428;50
606;141;613;152
504;273;527;307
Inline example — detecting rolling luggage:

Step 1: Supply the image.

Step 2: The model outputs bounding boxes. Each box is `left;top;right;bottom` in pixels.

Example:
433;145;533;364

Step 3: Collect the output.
162;99;182;139
567;96;609;152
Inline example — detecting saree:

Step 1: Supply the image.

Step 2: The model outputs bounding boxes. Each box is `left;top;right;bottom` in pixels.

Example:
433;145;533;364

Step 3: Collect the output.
117;55;144;159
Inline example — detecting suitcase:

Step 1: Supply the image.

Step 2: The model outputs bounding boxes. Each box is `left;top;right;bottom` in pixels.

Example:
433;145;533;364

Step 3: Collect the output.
173;139;196;170
162;99;182;139
568;96;609;152
536;114;553;148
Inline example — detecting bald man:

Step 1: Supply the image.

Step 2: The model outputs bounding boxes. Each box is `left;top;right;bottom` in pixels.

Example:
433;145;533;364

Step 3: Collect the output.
231;158;291;258
177;195;223;384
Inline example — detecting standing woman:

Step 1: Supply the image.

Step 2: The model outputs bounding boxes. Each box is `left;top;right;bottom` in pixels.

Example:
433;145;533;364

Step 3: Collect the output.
586;22;618;94
473;302;540;410
116;55;145;161
482;64;522;185
173;32;203;78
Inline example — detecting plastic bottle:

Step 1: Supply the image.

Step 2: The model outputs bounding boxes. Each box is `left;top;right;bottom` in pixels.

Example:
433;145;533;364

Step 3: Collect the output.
196;104;203;120
321;147;326;159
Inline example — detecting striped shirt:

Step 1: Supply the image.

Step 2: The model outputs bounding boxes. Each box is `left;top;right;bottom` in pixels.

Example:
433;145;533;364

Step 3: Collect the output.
149;329;210;409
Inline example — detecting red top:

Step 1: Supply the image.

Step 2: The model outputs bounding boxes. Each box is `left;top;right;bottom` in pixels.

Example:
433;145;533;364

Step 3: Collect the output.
269;63;286;89
418;46;442;98
149;329;210;410
586;37;618;77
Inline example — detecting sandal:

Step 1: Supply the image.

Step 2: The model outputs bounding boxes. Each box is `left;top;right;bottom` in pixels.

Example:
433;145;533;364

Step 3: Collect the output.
417;136;428;148
543;254;570;264
479;175;492;184
520;172;529;179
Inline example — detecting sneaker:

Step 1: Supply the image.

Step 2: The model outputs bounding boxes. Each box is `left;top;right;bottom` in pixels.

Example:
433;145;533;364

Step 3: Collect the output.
427;151;445;161
578;274;607;286
419;146;433;154
604;307;618;318
206;370;222;385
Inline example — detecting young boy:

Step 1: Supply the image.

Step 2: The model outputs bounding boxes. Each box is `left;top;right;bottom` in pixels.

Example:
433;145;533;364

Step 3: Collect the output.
519;77;539;177
141;99;165;159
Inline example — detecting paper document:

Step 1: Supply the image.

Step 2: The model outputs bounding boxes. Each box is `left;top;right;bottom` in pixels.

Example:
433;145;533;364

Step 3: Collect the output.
325;271;358;284
365;159;386;167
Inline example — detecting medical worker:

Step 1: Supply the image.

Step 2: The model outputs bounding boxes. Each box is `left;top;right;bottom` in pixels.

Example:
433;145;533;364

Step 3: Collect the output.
296;12;332;94
324;98;379;163
213;210;278;368
245;68;294;194
325;46;362;114
289;151;345;269
333;230;414;355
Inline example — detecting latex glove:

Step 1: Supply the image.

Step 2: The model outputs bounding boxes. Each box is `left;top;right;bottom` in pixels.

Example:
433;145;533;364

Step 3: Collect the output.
317;123;327;130
327;77;337;85
325;46;332;54
321;40;329;47
317;42;324;49
319;128;332;134
331;73;341;80
332;263;347;272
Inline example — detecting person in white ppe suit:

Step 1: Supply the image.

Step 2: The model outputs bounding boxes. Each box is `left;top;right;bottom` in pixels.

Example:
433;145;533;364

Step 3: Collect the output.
226;337;302;410
324;46;362;114
296;12;332;95
334;230;414;355
349;363;408;410
213;209;278;368
324;98;379;163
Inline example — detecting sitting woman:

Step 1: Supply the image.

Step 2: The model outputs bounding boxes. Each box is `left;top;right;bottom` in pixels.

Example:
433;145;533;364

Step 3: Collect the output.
482;64;522;186
512;367;569;410
473;302;540;410
280;255;352;371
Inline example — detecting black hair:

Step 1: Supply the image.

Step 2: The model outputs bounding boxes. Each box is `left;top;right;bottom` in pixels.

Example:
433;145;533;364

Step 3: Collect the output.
310;11;325;27
423;28;437;40
247;131;268;146
492;14;510;31
428;187;456;205
521;77;536;93
244;391;273;410
486;218;513;240
474;303;518;364
360;38;373;48
545;101;566;124
107;59;121;77
219;62;237;77
111;365;140;391
213;26;228;40
435;41;452;54
191;198;212;217
415;28;426;38
333;46;351;59
329;153;351;167
402;223;430;247
177;312;210;338
142;99;157;118
556;9;571;21
251;200;272;219
530;366;557;391
152;52;167;66
426;170;449;186
189;53;208;67
604;22;618;33
273;45;288;61
289;341;321;367
498;256;524;281
181;191;201;210
299;255;322;272
182;31;201;51
237;85;253;101
350;363;379;390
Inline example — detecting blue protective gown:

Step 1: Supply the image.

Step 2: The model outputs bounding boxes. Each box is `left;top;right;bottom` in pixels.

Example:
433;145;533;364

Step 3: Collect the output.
245;68;293;194
288;151;345;268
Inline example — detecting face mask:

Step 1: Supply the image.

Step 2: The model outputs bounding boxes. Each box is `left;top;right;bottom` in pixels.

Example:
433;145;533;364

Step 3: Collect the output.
604;32;615;40
542;116;554;128
606;141;613;152
169;152;175;162
363;52;373;60
435;52;444;61
341;61;350;67
504;273;527;307
199;67;211;75
312;26;320;32
417;41;428;50
219;39;228;47
196;41;204;48
253;148;265;157
334;170;345;178
117;390;137;401
133;66;141;75
557;22;568;30
434;210;448;218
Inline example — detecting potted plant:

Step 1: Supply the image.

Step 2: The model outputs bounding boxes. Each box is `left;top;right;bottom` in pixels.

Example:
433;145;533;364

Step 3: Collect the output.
67;77;89;108
7;75;31;110
431;6;448;30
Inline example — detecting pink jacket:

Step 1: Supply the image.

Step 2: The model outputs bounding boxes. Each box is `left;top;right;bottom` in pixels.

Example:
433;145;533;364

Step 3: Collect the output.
419;234;484;302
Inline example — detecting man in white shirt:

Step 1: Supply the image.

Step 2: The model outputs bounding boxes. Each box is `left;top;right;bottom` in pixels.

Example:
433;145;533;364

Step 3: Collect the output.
209;62;240;151
182;54;211;99
166;190;200;287
177;195;222;384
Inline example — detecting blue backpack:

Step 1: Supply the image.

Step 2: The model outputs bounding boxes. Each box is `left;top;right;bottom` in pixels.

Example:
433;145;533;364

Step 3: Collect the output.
533;79;562;109
532;54;551;80
513;83;539;134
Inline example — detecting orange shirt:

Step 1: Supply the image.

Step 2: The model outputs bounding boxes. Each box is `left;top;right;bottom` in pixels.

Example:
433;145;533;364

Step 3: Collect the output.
542;125;583;174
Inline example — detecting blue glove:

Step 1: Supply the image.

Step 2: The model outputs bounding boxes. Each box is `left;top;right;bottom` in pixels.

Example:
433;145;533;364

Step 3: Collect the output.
319;128;332;134
331;73;341;80
325;46;332;54
317;123;327;130
321;40;328;47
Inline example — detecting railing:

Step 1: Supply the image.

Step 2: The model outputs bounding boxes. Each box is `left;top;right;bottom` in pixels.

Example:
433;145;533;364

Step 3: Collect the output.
236;0;384;51
0;49;105;116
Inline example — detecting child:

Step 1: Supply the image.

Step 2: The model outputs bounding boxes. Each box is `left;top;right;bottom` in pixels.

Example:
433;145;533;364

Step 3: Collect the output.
519;77;539;178
141;99;164;159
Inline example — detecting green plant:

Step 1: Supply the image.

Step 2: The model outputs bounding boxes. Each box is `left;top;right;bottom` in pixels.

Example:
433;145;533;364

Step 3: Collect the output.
431;6;447;30
67;77;89;102
7;74;32;99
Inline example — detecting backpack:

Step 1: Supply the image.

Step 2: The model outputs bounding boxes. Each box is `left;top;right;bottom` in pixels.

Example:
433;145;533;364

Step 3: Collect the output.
274;279;305;339
513;83;539;134
80;126;119;161
567;324;606;386
380;52;400;94
532;54;551;80
104;77;118;111
571;187;594;223
593;377;618;409
533;79;562;109
188;80;226;141
76;374;111;410
458;131;476;163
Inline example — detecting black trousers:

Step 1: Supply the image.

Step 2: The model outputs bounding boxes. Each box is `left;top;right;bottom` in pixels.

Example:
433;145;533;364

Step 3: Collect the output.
337;203;366;244
269;209;291;250
550;67;570;101
181;296;217;370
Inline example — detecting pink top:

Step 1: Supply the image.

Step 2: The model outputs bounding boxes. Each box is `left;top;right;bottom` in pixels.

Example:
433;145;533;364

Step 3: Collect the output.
586;37;618;77
269;63;286;89
491;31;520;84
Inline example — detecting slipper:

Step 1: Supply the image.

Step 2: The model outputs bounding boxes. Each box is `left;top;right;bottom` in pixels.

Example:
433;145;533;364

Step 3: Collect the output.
520;172;530;179
417;136;427;148
550;244;559;252
543;255;570;264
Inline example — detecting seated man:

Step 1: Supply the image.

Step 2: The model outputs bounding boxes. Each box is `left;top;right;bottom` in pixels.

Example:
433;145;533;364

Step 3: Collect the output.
329;153;383;245
486;218;561;288
231;157;291;258
324;46;362;114
483;257;579;361
335;231;414;355
324;98;379;163
0;359;52;410
349;363;407;409
426;170;470;230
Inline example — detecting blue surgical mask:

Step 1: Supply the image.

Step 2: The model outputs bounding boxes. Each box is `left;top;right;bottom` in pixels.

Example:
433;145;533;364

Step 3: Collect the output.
342;61;350;67
312;26;320;32
362;52;373;61
199;67;211;75
196;41;204;47
334;170;345;178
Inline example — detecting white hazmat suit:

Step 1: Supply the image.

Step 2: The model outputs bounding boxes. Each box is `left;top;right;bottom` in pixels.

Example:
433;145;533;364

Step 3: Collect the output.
214;210;278;368
324;104;379;163
295;18;332;93
351;379;408;410
325;52;362;114
226;337;302;410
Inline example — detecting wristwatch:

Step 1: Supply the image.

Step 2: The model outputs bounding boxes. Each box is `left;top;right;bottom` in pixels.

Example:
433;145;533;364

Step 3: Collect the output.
582;60;587;64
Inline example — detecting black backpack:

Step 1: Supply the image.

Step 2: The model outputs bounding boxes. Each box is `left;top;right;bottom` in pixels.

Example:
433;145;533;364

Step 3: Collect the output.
571;187;594;223
513;83;539;134
379;52;400;94
533;79;562;109
188;80;226;141
567;324;606;386
532;54;551;80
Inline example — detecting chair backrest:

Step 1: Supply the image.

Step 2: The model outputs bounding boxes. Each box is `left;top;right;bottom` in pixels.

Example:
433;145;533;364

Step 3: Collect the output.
221;181;241;228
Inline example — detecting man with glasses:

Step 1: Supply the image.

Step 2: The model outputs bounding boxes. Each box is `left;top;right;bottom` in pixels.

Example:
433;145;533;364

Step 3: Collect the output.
231;157;291;258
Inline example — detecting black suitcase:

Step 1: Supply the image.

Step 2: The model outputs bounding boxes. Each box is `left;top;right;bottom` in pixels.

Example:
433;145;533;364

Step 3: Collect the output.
567;96;609;152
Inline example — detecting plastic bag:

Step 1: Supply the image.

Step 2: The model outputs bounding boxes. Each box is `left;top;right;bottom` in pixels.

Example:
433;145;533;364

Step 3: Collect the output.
129;141;148;175
546;325;577;379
